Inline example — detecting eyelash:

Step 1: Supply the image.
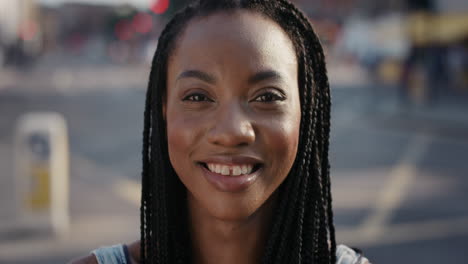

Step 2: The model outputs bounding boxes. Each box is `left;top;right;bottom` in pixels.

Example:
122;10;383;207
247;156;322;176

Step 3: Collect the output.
182;93;213;102
253;91;286;103
182;91;286;103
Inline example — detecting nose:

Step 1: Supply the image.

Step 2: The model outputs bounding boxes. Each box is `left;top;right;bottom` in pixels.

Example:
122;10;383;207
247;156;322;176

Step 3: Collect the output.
207;102;255;147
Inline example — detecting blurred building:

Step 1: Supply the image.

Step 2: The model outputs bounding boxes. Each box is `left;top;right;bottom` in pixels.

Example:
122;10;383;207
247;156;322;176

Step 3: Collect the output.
403;0;468;103
297;0;468;103
40;3;117;54
0;0;42;67
39;2;165;64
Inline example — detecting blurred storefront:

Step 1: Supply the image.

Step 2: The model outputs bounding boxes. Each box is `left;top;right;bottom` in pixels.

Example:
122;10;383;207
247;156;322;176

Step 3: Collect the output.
1;0;466;98
403;0;468;105
0;0;42;67
305;0;468;105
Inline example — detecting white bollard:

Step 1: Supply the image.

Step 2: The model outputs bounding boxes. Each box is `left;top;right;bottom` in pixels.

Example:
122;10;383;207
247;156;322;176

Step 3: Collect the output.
14;112;70;237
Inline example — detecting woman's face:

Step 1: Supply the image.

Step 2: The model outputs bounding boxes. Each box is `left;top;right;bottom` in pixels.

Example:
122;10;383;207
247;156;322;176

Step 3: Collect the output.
166;11;301;221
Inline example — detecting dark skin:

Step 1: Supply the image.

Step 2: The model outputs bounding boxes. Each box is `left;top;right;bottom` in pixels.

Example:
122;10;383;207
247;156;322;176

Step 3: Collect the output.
166;11;299;264
71;10;300;264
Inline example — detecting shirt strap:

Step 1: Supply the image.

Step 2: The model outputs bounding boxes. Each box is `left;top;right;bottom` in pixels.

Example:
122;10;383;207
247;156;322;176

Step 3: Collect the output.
123;244;132;264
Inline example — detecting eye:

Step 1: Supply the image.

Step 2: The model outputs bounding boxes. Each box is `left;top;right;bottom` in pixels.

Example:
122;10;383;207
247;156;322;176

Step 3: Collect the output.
253;91;286;103
182;93;213;102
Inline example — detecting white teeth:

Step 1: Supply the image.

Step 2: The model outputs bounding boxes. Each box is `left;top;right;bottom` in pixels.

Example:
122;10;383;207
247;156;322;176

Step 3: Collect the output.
208;164;215;172
205;163;256;176
247;165;253;174
221;166;230;175
241;165;248;174
215;164;222;174
232;166;242;176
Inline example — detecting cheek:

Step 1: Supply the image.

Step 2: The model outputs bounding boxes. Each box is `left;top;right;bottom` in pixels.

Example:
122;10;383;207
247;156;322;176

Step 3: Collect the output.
270;118;300;165
259;109;301;182
166;112;204;174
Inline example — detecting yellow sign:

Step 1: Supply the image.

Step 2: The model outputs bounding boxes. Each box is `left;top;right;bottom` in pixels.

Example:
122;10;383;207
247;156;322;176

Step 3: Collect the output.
408;12;468;45
25;165;50;210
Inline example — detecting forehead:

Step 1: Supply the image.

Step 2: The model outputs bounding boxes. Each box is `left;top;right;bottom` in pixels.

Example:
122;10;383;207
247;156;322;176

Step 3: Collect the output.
169;10;297;76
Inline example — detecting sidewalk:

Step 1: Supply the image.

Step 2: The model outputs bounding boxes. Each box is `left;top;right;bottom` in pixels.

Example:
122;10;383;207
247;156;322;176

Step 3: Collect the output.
0;54;149;95
0;144;140;263
368;91;468;141
0;71;143;263
331;83;468;142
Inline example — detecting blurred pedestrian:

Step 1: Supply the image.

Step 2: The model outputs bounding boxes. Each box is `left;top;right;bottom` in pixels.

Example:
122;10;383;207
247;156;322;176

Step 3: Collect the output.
71;0;370;263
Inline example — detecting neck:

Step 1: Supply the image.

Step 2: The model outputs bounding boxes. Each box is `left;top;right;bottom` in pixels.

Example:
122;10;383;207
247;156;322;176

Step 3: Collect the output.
188;193;277;264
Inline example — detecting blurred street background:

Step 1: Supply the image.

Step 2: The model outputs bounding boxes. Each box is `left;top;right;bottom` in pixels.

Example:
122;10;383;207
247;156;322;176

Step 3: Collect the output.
1;0;467;263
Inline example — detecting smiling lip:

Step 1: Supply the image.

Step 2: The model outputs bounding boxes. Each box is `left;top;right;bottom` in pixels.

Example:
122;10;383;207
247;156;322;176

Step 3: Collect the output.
197;156;263;192
199;164;261;192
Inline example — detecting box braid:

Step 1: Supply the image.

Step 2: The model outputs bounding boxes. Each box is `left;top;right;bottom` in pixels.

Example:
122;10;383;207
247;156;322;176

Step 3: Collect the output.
140;0;335;263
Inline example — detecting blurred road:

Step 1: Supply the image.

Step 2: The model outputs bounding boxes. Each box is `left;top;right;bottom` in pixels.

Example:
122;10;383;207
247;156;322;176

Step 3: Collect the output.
330;88;468;263
1;62;468;263
0;65;146;263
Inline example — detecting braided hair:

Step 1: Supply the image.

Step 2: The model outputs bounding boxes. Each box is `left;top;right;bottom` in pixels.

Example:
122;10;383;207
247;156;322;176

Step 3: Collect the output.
140;0;335;263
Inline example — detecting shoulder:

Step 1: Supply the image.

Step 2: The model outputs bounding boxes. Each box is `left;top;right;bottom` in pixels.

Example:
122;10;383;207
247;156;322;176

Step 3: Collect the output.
336;244;371;264
67;254;98;264
68;240;140;264
127;240;141;263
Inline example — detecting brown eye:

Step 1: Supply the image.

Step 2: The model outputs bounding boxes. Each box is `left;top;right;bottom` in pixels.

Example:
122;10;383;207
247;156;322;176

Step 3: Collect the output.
182;93;213;102
253;91;285;103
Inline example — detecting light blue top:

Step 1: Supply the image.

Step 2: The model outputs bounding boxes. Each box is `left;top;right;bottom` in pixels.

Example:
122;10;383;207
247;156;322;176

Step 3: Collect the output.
91;244;370;264
91;244;131;264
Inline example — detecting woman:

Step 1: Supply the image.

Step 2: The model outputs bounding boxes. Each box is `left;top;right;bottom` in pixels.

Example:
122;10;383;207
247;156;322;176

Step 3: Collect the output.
72;0;370;263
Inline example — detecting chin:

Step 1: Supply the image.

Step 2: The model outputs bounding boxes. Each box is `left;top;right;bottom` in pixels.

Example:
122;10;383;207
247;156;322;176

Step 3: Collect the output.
210;204;257;222
189;189;267;222
203;188;276;223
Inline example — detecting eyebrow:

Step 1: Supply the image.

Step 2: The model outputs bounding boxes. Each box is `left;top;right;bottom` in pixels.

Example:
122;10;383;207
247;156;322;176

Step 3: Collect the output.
176;69;283;85
248;70;283;85
177;70;216;84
